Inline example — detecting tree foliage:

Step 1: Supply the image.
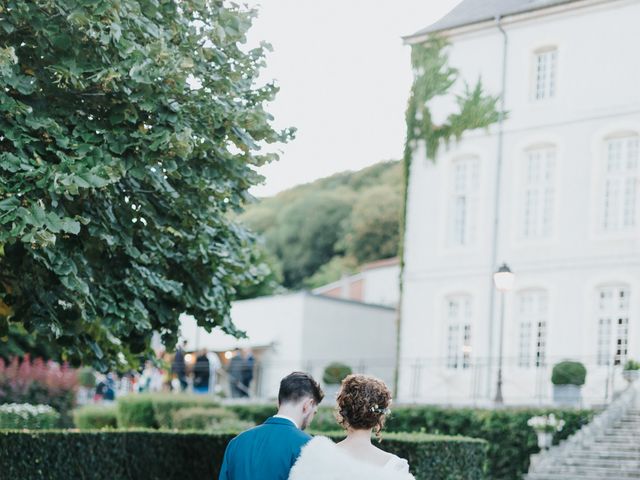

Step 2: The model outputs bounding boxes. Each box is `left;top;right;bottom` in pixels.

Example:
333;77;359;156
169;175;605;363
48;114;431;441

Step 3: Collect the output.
239;161;402;290
346;184;402;264
269;192;353;288
0;0;291;369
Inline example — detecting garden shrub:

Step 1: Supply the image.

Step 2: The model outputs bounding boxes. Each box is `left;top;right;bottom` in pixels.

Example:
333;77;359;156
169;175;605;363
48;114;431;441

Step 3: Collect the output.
0;356;77;426
0;430;487;480
152;394;220;429
173;407;255;433
381;406;593;480
171;407;245;430
226;403;277;425
73;405;118;430
116;395;157;429
322;362;352;385
0;403;60;429
116;394;220;429
551;361;587;386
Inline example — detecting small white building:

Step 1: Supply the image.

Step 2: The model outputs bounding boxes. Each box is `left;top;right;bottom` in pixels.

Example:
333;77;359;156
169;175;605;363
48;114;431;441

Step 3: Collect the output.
399;0;640;406
181;291;396;399
313;257;400;307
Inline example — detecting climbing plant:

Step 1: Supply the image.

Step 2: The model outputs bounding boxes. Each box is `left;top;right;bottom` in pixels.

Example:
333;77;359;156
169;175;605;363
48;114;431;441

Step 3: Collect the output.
0;0;292;370
394;36;501;393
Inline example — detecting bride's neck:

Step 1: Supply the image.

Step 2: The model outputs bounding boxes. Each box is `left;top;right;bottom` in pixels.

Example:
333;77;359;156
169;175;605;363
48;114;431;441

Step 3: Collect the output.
345;428;374;444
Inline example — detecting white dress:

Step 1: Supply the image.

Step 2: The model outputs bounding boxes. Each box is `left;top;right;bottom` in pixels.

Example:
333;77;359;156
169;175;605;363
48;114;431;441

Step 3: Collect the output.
288;436;415;480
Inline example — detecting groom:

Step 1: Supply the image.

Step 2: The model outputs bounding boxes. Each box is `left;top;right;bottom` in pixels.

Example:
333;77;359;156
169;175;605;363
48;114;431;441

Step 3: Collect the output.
218;371;324;480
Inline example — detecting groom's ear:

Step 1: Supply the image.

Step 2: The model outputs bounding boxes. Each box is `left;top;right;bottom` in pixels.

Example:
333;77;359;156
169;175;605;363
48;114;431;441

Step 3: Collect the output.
302;397;314;412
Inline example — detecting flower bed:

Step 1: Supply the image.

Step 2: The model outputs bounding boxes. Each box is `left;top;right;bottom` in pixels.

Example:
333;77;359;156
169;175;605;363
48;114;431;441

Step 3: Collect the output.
0;403;60;429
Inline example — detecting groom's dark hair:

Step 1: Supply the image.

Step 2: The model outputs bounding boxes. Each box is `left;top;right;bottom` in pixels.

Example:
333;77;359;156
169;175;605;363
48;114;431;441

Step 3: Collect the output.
278;372;324;405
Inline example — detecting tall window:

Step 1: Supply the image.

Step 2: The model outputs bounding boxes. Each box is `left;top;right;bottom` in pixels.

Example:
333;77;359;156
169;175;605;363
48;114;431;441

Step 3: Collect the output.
597;286;630;366
449;157;479;246
517;290;548;368
533;48;557;101
522;146;556;239
445;295;472;369
602;135;639;232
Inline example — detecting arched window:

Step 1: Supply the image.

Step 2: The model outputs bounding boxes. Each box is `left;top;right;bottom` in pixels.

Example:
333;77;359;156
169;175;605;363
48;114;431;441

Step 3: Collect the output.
516;290;548;368
596;285;630;366
445;295;473;369
522;145;556;239
448;156;479;247
533;47;557;101
602;133;639;232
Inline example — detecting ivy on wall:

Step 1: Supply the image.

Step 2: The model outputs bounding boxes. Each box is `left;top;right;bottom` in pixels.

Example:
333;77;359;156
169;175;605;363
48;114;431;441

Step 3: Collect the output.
394;36;502;394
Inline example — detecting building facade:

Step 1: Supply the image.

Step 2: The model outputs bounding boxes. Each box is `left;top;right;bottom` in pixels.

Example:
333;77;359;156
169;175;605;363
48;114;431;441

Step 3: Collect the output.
181;292;396;399
399;0;640;406
313;257;400;307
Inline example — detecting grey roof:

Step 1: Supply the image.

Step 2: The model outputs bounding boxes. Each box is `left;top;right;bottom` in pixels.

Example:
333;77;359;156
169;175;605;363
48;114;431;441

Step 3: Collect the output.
406;0;582;39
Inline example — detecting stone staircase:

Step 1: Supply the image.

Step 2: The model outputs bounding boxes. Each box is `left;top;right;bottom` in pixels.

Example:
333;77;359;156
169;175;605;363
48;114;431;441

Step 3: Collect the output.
526;383;640;480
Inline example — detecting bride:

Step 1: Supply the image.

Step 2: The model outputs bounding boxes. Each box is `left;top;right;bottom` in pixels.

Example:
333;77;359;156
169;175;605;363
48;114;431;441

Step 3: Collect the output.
288;374;415;480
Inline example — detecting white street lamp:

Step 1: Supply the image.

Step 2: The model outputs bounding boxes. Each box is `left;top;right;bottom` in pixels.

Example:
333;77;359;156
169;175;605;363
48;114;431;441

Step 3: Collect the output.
493;263;514;404
493;263;515;292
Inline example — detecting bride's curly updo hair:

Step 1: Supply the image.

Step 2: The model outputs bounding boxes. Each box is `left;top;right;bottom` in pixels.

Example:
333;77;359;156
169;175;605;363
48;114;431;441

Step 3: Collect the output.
335;374;392;439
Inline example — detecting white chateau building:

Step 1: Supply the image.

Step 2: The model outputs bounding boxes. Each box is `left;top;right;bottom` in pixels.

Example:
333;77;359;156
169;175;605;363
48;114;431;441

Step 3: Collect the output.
398;0;640;406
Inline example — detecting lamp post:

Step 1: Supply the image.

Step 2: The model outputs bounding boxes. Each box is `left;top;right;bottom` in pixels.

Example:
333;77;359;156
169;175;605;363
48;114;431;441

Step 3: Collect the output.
493;263;515;405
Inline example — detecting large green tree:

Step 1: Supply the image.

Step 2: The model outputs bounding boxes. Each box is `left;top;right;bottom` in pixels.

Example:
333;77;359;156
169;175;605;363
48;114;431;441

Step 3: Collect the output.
346;184;402;264
0;0;291;369
239;161;402;290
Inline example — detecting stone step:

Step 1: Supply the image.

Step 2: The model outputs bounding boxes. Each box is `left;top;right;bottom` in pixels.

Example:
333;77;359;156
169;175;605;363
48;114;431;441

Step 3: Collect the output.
569;451;640;461
528;474;640;480
561;457;640;469
580;444;640;454
598;434;640;442
533;467;640;479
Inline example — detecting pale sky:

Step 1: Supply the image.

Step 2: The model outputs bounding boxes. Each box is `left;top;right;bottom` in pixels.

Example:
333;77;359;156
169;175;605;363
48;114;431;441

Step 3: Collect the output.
245;0;461;196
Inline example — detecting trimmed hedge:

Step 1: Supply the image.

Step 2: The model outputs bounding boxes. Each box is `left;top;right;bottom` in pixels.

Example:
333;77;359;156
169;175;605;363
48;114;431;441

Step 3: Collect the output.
224;404;593;480
73;405;118;430
382;406;592;480
172;407;254;433
116;394;219;429
0;430;486;480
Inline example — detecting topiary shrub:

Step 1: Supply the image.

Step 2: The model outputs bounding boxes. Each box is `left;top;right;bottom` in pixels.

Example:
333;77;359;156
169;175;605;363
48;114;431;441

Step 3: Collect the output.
116;394;220;429
169;407;256;433
322;362;352;385
73;405;118;430
152;395;220;429
551;361;587;386
171;407;241;430
0;403;60;429
226;404;277;425
624;359;640;371
116;395;158;429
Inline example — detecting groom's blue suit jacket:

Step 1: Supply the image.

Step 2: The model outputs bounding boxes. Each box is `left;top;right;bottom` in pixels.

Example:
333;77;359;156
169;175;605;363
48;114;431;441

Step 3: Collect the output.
218;416;311;480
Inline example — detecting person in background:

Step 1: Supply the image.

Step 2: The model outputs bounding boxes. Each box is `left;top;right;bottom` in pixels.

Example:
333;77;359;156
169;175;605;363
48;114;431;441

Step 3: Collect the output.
240;348;254;397
193;349;211;395
228;348;244;398
207;350;222;394
171;340;188;391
